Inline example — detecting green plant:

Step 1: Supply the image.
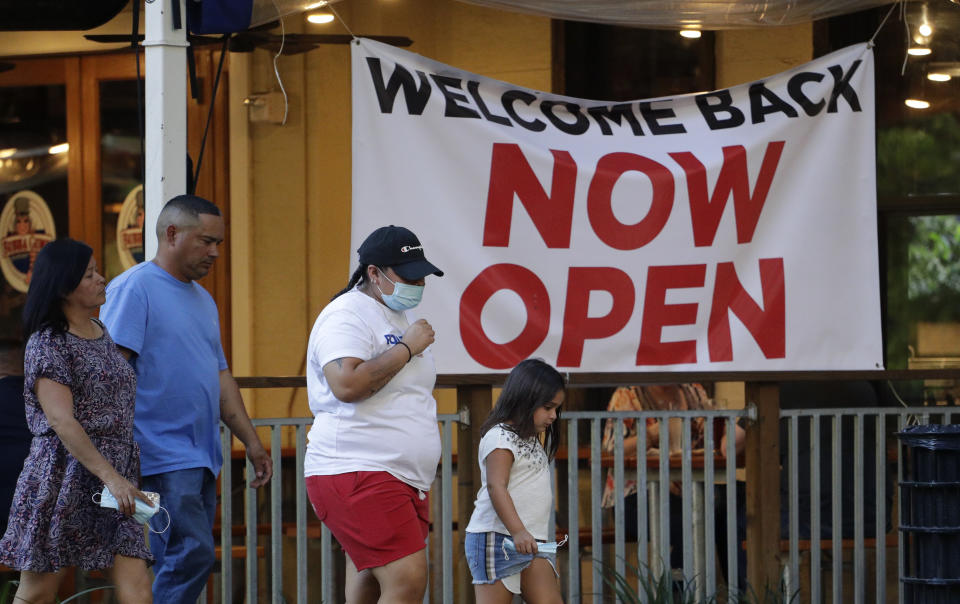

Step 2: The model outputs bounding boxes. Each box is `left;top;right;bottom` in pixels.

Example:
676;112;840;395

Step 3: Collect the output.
597;559;705;604
596;558;798;604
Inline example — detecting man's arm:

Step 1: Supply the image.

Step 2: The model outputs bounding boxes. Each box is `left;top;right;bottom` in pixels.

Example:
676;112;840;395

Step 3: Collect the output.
219;369;273;488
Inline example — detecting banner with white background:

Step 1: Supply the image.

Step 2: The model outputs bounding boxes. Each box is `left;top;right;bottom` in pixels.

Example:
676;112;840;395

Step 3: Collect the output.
351;39;882;373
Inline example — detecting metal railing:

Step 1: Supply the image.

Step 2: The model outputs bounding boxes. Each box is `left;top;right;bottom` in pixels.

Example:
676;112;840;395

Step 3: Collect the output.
208;408;763;603
780;406;957;604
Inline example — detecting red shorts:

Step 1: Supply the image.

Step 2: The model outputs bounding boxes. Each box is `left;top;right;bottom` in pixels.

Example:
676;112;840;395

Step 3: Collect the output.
305;471;429;571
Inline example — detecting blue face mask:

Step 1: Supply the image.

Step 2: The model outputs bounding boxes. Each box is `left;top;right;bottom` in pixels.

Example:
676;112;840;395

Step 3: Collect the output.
501;534;568;559
94;486;170;533
376;268;424;311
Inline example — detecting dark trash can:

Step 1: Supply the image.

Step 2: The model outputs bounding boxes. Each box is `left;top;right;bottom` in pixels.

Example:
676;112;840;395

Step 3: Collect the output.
897;424;960;604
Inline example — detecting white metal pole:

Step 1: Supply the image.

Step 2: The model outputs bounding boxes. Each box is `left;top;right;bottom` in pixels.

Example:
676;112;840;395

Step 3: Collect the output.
143;0;188;259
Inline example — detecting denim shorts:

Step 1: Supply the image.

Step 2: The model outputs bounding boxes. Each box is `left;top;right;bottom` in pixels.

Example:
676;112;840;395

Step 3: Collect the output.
464;531;558;587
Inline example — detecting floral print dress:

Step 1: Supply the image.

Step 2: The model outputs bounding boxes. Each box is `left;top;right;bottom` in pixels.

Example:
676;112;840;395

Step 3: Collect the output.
0;322;152;571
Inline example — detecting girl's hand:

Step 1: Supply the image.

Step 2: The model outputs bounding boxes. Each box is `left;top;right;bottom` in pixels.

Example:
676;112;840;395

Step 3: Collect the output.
511;529;538;555
104;476;152;516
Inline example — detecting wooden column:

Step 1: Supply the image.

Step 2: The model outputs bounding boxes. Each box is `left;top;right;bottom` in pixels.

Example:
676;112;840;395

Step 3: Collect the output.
456;384;492;604
745;382;781;593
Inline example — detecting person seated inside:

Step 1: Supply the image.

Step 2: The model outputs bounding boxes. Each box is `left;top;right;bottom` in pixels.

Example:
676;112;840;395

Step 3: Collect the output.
600;384;746;587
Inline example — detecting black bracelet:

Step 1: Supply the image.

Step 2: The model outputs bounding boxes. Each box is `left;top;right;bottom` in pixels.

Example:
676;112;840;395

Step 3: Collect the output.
397;341;413;363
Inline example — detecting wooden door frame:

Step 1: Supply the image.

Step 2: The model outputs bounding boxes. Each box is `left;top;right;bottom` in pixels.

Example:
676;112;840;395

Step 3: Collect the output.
0;50;232;359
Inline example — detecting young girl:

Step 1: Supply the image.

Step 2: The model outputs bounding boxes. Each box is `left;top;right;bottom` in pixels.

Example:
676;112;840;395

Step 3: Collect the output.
464;359;565;604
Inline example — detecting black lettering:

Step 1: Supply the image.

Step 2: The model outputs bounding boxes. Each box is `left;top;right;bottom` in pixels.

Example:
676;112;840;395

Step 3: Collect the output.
749;82;798;123
540;100;590;135
365;57;431;115
695;90;745;130
501;90;546;132
639;101;686;135
587;104;644;136
467;80;512;127
787;72;826;116
430;74;481;118
827;60;862;113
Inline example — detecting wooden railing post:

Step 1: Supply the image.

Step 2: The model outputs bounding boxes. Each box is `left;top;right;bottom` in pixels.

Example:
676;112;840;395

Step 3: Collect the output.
456;384;492;604
745;382;782;594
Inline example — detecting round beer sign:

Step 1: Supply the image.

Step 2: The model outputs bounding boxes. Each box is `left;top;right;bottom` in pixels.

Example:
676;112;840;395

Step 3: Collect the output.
0;190;56;293
116;185;145;269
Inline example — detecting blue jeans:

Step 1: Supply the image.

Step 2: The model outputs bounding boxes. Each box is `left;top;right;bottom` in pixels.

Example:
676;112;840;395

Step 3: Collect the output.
144;468;218;604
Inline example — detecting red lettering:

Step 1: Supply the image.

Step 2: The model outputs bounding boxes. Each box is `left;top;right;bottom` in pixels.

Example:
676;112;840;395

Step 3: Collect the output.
587;152;674;250
482;143;576;248
670;141;785;247
636;264;706;365
557;267;635;367
708;258;785;361
459;264;550;369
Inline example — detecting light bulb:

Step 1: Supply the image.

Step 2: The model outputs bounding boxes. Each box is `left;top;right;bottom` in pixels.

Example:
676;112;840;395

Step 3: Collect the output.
908;47;932;56
904;99;930;109
918;23;933;37
927;73;951;82
306;12;334;24
679;29;702;39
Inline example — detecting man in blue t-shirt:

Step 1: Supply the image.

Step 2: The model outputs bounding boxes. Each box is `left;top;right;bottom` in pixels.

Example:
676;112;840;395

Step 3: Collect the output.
101;194;272;604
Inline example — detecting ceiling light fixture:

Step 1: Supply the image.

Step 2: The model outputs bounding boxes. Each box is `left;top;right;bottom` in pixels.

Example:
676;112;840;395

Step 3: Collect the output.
304;1;327;8
927;72;951;82
679;29;702;39
907;47;932;56
48;143;69;155
0;148;15;159
306;12;334;24
904;99;930;109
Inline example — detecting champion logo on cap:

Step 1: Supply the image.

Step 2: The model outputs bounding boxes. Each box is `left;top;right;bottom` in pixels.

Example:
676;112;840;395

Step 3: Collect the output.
400;245;423;253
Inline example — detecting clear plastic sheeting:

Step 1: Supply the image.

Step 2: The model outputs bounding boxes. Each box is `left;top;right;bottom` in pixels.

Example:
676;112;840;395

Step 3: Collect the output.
250;0;346;29
455;0;895;29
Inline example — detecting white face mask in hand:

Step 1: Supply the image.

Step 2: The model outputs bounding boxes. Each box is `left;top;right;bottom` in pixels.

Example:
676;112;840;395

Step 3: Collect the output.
502;534;568;559
93;487;170;533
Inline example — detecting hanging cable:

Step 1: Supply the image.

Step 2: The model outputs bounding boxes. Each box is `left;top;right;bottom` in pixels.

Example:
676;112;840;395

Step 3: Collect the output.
868;1;899;48
193;34;230;191
327;1;359;41
270;0;289;125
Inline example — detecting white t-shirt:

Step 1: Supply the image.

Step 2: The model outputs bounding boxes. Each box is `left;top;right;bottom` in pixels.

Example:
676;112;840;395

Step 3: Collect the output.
465;424;553;540
304;289;441;491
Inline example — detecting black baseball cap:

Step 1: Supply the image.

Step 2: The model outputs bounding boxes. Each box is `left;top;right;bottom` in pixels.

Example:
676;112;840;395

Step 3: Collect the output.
357;225;444;280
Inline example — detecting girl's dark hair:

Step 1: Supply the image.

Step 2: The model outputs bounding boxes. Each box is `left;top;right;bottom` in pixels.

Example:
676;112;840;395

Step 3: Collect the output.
331;264;368;300
22;238;93;337
480;358;565;460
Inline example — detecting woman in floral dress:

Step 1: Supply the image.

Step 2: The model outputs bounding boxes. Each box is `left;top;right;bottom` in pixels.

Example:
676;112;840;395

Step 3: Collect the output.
0;239;153;604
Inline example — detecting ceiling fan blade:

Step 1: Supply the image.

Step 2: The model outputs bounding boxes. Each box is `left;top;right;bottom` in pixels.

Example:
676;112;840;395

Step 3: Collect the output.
302;34;413;47
84;34;140;43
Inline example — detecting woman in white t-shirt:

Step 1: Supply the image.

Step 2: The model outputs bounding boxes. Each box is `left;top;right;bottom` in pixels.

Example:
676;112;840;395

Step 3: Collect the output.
465;359;566;603
304;225;443;604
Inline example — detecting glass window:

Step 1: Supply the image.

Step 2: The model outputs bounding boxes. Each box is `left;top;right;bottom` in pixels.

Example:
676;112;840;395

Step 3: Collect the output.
0;84;68;341
819;4;960;375
100;79;144;281
561;23;714;100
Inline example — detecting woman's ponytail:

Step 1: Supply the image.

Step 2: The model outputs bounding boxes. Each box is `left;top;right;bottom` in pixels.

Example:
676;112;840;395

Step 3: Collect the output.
331;265;367;300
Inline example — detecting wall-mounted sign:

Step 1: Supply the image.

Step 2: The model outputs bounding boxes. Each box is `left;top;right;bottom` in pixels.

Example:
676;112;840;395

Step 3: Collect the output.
116;185;145;270
0;190;55;293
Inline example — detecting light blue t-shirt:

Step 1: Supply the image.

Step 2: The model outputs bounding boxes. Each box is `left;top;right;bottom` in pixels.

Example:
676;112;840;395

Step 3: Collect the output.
100;261;228;476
